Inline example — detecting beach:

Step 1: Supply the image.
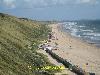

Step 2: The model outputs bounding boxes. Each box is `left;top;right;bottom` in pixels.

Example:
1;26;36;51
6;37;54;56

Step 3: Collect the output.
48;24;100;75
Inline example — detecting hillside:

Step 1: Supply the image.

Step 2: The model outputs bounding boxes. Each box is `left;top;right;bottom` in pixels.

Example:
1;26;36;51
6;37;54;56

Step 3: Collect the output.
0;13;56;75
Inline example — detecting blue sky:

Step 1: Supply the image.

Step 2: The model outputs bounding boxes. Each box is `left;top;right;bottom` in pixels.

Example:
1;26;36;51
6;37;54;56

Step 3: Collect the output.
0;0;100;20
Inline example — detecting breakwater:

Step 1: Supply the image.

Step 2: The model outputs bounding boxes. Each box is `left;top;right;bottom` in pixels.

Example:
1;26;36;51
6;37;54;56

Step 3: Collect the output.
45;49;95;75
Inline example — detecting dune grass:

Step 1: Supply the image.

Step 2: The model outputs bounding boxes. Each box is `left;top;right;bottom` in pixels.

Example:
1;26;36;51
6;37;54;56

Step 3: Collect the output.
0;13;58;75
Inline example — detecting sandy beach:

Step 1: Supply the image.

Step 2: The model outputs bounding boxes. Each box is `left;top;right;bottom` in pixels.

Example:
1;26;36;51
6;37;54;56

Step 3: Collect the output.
38;24;100;75
48;24;100;75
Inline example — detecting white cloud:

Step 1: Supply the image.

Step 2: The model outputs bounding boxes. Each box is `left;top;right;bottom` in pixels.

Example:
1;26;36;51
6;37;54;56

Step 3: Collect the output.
76;0;98;4
2;0;16;8
23;0;99;8
0;0;99;9
22;0;73;8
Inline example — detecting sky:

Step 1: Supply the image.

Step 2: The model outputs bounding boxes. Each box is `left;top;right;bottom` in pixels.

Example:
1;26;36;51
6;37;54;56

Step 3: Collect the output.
0;0;100;20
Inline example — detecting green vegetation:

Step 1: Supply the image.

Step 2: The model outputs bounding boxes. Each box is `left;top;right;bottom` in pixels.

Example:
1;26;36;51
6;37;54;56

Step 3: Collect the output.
0;13;57;75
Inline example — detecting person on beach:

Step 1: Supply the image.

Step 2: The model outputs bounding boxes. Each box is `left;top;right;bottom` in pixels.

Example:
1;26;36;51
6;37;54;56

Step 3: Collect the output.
48;33;52;39
45;45;53;51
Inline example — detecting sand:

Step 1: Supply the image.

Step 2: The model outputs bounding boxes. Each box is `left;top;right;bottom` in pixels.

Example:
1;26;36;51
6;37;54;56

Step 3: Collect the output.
37;50;75;75
49;24;100;75
38;24;100;75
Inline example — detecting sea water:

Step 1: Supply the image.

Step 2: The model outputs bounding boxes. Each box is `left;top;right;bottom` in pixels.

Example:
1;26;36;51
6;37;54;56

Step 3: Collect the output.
61;20;100;47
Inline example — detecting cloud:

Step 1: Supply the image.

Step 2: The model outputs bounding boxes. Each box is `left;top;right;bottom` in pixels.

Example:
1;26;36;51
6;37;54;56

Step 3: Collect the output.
22;0;75;8
2;0;16;8
76;0;98;4
23;0;99;8
0;0;99;9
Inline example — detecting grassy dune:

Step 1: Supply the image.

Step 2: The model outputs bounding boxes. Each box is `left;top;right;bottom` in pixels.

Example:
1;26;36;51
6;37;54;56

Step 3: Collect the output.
0;13;56;75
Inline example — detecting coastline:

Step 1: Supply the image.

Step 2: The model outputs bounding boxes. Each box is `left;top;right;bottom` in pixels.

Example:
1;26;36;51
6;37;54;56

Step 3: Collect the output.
58;23;100;49
49;24;100;75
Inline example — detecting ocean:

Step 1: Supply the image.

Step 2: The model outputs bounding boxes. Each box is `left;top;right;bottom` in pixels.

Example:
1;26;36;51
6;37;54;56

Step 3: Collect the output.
60;20;100;47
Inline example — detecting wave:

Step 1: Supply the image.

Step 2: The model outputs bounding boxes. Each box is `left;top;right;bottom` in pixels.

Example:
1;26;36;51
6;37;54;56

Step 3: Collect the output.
80;29;93;32
61;21;100;47
83;33;100;37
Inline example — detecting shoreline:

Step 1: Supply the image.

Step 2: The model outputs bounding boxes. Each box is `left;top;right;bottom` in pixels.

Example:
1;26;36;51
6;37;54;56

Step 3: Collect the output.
57;23;100;49
49;24;100;75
